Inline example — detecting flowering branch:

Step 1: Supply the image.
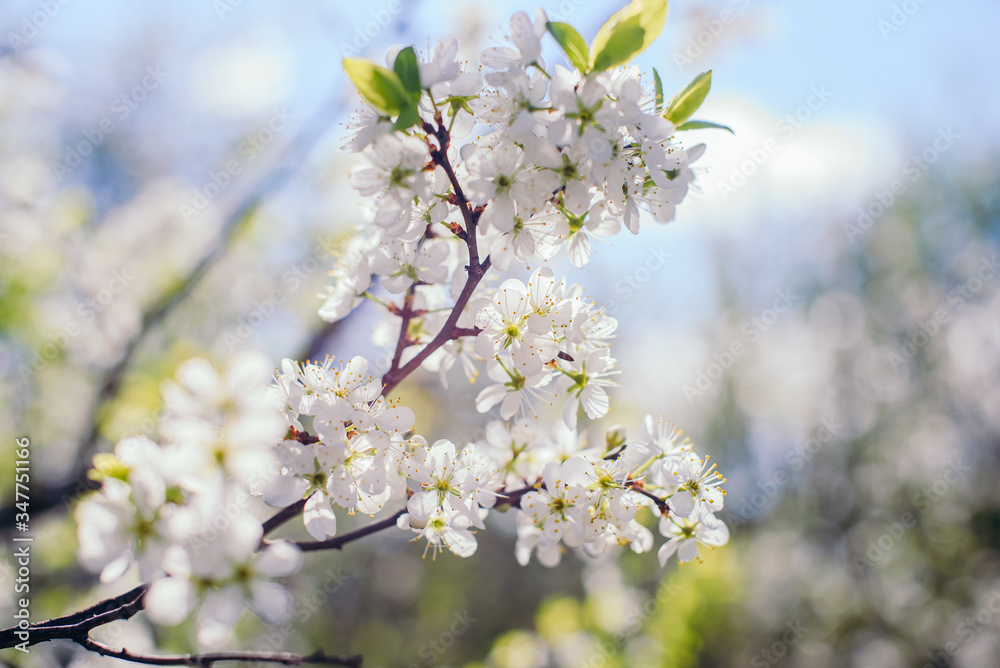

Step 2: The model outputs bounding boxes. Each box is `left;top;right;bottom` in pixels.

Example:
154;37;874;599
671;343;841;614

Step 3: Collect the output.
627;481;671;515
56;1;737;663
379;117;491;398
281;508;408;553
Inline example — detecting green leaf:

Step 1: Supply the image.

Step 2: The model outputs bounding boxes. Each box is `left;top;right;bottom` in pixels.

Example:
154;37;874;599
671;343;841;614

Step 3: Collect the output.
546;21;590;73
590;0;668;70
676;119;734;133
665;70;712;126
653;67;664;114
392;103;421;131
591;25;645;71
343;58;410;115
392;46;422;103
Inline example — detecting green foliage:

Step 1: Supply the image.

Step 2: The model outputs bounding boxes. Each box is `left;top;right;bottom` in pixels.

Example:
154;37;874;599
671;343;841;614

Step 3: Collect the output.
392;46;422;103
546;21;590;73
342;57;411;115
590;0;668;71
675;119;734;133
665;70;712;126
592;24;647;72
653;67;664;114
343;49;424;131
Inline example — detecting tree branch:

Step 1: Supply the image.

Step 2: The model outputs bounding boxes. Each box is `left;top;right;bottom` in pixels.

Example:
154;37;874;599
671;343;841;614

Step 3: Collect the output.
262;497;309;536
77;638;362;668
388;284;419;375
0;554;360;666
280;508;407;553
0;584;148;649
379;118;491;398
626;481;670;515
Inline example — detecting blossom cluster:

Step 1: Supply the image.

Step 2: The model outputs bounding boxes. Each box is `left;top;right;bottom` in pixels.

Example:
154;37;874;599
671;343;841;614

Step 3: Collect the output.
74;353;301;647
265;358;728;565
73;0;732;647
321;8;712;429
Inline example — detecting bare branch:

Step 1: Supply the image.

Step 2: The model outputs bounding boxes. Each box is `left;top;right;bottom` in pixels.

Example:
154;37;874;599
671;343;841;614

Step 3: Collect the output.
1;584;148;649
262;497;309;537
77;638;362;668
0;570;359;666
281;508;407;553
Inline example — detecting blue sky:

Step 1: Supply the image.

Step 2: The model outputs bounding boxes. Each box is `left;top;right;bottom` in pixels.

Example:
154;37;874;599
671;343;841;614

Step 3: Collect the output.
6;0;998;146
4;0;996;386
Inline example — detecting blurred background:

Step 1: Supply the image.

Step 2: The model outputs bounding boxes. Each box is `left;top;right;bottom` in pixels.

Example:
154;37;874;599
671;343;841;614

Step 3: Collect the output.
1;0;999;666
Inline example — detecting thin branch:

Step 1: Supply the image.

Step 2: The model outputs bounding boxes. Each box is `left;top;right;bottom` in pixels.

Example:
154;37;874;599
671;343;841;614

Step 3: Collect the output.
0;584;148;649
282;508;407;553
452;326;483;339
627;481;670;515
380;118;491;397
78;638;362;668
424;119;481;267
380;256;489;397
262;497;309;537
388;285;419;374
0;567;358;666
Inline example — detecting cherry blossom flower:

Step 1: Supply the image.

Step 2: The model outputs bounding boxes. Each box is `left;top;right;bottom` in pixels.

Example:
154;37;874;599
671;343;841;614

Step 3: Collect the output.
657;506;730;566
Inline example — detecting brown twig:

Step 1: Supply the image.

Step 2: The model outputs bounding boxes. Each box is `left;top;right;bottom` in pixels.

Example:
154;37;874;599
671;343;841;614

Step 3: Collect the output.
262;497;310;536
0;584;148;649
77;638;362;668
626;481;670;515
282;508;407;553
379;118;491;397
0;546;359;666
